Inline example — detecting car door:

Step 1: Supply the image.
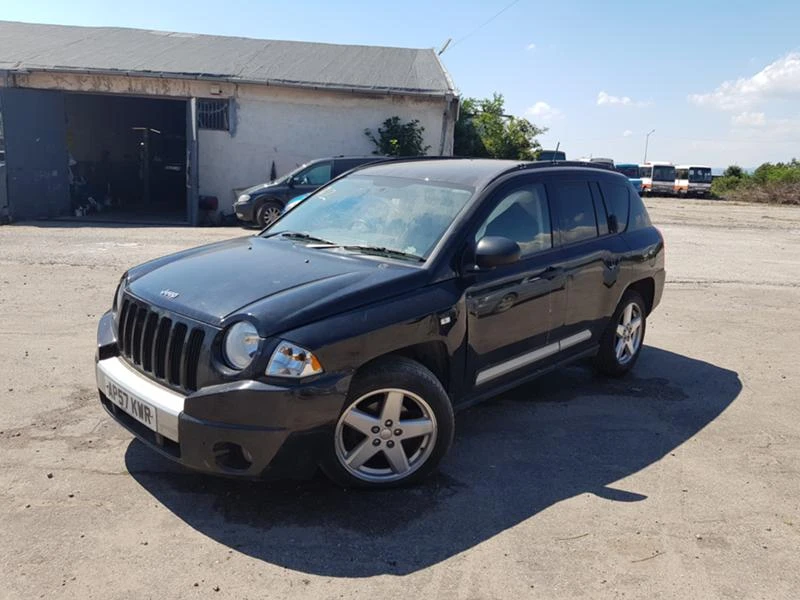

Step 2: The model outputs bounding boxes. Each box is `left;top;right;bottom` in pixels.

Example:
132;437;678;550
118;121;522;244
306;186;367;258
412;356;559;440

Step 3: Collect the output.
290;160;333;198
463;178;568;391
548;176;627;352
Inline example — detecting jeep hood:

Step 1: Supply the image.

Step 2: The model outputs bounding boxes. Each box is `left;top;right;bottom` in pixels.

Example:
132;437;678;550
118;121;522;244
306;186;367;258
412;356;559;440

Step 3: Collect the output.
126;237;426;336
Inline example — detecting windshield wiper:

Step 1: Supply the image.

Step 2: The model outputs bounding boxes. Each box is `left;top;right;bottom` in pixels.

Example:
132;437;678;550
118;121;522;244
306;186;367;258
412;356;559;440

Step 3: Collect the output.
264;231;335;245
340;245;425;263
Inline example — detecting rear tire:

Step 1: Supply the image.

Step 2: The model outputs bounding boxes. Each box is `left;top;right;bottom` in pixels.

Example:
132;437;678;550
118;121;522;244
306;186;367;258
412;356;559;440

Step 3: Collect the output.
320;357;454;489
595;290;647;377
256;200;283;229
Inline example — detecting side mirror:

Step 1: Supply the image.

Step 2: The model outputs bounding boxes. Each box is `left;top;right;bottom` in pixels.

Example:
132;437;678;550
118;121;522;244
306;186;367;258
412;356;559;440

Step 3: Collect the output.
475;236;521;270
287;177;296;189
608;214;619;233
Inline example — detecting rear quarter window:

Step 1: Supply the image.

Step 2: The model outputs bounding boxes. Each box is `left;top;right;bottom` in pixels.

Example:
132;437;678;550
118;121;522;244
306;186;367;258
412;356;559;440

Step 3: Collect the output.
628;189;652;230
598;181;630;232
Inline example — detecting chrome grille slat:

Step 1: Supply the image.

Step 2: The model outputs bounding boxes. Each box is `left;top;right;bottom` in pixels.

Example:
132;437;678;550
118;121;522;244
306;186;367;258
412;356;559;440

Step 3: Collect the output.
115;295;206;394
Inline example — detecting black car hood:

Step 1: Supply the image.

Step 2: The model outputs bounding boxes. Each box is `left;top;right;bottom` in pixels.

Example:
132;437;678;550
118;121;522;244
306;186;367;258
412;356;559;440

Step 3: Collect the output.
127;237;427;335
241;179;287;196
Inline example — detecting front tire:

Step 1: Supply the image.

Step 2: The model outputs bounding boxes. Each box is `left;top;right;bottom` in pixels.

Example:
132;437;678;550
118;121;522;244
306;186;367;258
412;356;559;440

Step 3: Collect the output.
321;357;454;489
595;290;647;376
256;199;283;229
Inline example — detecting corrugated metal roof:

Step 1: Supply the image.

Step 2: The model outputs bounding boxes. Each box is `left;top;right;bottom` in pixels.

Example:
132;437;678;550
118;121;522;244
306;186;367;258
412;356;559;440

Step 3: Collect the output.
0;21;455;96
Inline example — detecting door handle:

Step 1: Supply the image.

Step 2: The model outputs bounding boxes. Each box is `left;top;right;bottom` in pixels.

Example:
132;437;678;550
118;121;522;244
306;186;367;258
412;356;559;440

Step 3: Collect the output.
542;266;564;280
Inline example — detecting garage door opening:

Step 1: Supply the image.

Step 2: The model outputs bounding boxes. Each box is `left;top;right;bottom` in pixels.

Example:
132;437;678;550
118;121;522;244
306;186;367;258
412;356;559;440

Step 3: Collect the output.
65;93;188;222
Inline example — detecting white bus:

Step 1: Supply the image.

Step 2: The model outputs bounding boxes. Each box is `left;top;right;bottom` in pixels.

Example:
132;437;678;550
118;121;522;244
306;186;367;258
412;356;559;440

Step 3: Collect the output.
639;162;676;195
675;165;712;197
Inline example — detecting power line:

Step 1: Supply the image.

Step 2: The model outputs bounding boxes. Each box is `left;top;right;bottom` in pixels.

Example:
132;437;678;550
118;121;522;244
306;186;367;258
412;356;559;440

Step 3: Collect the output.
447;0;524;51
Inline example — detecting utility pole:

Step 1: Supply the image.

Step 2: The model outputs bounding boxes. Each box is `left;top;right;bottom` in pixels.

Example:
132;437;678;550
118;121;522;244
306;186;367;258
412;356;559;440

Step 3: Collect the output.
643;129;655;163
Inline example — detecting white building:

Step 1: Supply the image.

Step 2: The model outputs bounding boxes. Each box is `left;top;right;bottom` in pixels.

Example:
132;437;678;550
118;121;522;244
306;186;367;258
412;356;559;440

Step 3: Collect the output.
0;21;458;224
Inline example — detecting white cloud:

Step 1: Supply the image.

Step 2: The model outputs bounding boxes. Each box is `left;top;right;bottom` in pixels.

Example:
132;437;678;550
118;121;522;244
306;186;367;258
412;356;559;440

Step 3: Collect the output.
526;101;563;121
525;43;536;51
689;53;800;111
731;112;766;127
597;91;651;107
622;129;633;137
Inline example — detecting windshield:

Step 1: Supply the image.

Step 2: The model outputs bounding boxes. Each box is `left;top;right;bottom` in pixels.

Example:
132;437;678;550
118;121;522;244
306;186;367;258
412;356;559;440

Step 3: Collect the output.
617;165;639;178
652;166;676;181
689;168;712;183
639;166;652;178
263;174;474;260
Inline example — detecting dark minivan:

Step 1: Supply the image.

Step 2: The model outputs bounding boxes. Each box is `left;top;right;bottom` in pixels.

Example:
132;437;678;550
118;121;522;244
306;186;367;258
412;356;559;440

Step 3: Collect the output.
234;156;390;228
96;159;665;488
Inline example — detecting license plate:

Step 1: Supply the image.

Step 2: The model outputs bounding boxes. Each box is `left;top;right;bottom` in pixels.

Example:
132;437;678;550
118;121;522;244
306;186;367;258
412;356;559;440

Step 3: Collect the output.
104;378;158;432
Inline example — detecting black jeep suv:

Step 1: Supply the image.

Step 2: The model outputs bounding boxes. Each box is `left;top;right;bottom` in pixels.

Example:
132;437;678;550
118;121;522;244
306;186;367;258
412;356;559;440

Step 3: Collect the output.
96;159;665;488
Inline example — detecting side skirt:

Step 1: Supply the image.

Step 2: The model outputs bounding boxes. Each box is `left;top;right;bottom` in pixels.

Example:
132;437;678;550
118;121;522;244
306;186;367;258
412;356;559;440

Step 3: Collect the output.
454;345;599;412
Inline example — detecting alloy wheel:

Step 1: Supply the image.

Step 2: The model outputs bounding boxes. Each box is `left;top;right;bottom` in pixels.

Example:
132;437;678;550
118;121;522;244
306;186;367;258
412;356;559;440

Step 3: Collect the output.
615;302;643;365
334;388;438;483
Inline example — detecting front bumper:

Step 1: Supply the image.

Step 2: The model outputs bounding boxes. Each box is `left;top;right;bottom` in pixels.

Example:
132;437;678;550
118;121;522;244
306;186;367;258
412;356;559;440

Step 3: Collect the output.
96;312;350;479
233;198;255;222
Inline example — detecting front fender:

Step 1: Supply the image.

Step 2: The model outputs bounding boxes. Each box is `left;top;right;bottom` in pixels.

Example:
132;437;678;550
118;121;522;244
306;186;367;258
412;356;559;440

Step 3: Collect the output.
280;280;466;383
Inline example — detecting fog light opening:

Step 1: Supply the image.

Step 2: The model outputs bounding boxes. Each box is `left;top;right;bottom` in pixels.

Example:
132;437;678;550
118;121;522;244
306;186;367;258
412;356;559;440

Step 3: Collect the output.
212;442;253;471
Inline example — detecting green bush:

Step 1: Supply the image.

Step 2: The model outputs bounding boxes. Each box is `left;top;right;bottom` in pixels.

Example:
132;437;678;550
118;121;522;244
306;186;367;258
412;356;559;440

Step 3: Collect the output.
364;117;430;157
713;160;800;203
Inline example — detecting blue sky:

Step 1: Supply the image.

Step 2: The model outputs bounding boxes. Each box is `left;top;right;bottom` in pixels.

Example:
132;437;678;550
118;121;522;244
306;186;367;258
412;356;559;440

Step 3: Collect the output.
4;0;800;168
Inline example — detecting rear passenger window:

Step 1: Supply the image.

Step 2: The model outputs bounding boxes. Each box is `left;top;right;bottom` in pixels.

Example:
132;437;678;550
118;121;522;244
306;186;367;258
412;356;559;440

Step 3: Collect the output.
598;182;630;232
475;183;552;256
552;182;598;244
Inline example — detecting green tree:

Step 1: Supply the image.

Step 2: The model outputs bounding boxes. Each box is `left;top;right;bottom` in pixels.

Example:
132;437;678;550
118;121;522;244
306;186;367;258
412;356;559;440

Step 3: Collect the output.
364;117;430;156
454;93;547;160
723;165;744;178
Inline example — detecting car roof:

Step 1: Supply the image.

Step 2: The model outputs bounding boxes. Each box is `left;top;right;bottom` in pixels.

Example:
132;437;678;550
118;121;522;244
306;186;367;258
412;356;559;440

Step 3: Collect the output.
356;158;524;188
352;158;625;190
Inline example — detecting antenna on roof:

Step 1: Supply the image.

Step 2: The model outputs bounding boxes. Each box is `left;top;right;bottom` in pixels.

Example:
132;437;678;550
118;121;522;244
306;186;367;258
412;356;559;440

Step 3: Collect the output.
438;38;452;56
552;141;560;163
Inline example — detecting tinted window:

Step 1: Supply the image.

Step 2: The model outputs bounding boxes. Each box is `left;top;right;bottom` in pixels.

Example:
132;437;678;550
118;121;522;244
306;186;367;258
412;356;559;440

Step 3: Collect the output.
333;158;379;176
590;183;609;235
617;165;639;178
628;192;652;231
553;181;598;245
639;166;651;178
476;183;552;256
297;161;332;185
652;165;676;181
689;168;712;183
598;181;630;232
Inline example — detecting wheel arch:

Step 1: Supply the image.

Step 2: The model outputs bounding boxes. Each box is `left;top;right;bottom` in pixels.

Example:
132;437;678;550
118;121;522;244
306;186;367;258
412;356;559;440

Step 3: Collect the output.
626;277;655;315
355;341;451;396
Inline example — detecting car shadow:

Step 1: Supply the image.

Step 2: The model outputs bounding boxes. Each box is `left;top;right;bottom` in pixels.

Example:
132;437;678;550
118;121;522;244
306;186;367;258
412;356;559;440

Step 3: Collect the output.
124;346;741;577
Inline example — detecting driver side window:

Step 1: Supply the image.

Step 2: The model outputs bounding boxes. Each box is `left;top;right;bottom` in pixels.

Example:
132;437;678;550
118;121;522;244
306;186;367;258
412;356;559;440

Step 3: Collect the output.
296;162;332;186
475;183;552;256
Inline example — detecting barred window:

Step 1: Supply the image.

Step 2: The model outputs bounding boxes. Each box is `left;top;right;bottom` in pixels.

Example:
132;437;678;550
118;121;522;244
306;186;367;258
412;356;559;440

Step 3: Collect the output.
197;99;230;131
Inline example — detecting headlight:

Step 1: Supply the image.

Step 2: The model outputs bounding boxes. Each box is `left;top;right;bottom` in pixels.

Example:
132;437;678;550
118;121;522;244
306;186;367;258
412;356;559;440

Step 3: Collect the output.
237;193;251;204
223;322;260;370
266;341;323;378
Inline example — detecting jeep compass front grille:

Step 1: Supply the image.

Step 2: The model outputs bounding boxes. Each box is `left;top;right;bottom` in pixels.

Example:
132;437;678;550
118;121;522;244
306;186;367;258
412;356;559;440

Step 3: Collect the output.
117;297;205;392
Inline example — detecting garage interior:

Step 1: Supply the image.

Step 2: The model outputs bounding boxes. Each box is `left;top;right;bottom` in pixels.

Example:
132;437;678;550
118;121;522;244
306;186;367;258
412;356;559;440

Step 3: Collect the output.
64;93;187;222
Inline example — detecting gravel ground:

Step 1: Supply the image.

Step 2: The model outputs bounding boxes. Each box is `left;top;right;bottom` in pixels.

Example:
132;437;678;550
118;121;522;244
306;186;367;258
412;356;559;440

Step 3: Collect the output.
1;198;798;599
